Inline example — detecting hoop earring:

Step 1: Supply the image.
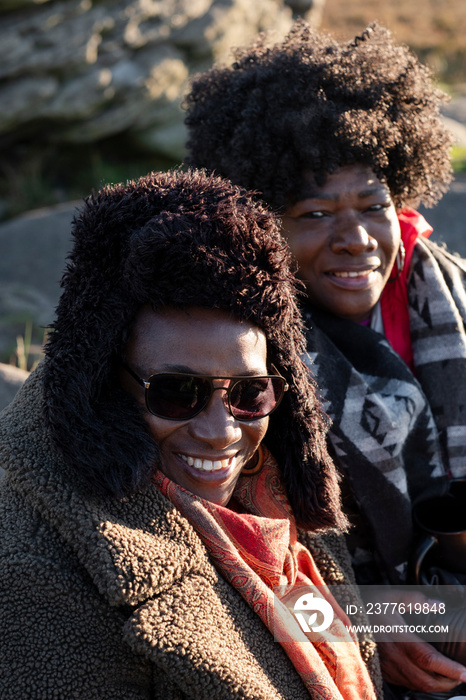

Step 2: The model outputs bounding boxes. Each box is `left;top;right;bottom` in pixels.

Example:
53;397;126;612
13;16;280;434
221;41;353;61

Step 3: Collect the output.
241;444;265;475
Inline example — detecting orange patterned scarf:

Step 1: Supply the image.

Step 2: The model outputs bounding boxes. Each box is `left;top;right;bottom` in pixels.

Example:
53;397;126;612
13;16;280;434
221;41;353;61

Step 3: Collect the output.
153;447;376;700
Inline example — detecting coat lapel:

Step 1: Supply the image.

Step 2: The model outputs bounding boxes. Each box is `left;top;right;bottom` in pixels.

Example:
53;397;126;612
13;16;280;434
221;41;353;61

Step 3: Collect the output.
124;569;310;700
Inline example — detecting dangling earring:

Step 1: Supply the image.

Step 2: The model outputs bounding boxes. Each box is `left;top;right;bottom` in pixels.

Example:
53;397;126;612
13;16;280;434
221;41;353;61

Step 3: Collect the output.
241;444;265;475
390;239;405;282
396;239;405;274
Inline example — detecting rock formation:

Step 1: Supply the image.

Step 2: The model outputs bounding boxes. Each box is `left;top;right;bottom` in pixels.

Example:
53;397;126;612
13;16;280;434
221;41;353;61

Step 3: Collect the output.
0;0;298;160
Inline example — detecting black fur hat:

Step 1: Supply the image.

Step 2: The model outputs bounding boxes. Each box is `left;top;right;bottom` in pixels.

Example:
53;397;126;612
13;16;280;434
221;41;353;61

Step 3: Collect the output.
43;168;345;530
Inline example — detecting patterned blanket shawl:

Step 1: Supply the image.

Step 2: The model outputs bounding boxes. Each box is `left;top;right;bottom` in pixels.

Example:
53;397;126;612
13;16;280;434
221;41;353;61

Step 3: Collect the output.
303;238;466;584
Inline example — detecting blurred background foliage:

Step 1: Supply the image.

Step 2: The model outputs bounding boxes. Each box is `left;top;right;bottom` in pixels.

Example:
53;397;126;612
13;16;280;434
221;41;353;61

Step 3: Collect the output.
321;0;466;87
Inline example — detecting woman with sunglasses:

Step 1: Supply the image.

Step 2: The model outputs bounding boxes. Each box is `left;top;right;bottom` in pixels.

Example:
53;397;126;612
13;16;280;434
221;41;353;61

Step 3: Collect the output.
0;169;381;699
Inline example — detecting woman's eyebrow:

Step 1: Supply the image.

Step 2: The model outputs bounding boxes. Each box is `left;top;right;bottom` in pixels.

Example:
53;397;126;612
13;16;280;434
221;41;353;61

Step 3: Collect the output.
358;186;390;198
298;186;389;201
305;192;339;201
148;363;194;374
142;365;267;377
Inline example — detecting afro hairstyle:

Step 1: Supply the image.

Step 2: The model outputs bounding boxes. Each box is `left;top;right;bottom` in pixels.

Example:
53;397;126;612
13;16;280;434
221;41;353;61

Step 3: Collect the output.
184;21;454;211
42;168;346;531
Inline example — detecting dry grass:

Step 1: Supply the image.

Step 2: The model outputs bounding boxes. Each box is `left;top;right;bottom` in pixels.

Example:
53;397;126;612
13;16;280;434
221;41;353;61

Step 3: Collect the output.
319;0;466;87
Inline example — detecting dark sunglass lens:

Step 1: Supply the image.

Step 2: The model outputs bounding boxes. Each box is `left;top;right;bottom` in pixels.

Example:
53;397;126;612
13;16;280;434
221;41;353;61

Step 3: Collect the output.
147;375;211;419
230;377;283;420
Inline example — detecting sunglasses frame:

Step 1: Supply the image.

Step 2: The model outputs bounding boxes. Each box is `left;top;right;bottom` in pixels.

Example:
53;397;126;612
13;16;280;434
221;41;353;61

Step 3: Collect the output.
121;361;288;422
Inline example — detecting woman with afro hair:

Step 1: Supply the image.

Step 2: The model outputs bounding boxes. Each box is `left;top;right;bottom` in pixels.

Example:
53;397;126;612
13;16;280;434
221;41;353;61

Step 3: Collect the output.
184;20;466;700
0;168;383;699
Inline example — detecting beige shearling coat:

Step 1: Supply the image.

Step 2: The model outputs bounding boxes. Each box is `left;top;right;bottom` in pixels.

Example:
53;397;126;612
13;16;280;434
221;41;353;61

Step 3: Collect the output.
0;369;381;699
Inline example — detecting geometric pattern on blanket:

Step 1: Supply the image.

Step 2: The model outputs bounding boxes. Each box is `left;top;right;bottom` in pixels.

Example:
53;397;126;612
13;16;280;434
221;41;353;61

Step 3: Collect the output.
409;238;466;478
302;239;466;584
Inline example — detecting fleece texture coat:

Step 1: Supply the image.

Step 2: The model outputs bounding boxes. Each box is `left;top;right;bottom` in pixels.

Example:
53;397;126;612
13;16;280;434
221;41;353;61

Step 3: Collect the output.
0;368;381;700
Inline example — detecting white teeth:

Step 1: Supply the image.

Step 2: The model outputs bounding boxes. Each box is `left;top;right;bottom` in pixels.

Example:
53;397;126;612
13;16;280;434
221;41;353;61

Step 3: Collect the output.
179;454;229;472
333;270;371;278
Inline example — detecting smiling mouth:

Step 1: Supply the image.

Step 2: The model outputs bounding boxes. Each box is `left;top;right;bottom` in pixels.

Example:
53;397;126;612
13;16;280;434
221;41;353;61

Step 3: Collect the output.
323;266;381;290
178;453;235;472
330;269;375;279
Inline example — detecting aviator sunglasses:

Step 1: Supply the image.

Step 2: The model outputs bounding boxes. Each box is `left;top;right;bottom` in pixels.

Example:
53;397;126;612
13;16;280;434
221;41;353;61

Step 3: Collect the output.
122;362;289;422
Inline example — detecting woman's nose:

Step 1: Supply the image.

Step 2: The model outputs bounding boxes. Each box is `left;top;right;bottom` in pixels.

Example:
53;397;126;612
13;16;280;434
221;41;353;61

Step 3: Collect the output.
187;388;241;447
330;214;377;255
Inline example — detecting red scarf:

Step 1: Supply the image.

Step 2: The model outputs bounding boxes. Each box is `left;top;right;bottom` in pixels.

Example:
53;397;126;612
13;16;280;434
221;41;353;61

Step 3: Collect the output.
380;208;433;370
153;448;376;700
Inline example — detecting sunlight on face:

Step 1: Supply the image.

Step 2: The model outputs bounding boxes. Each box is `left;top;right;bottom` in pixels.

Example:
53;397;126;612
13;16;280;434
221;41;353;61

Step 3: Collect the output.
122;305;269;505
